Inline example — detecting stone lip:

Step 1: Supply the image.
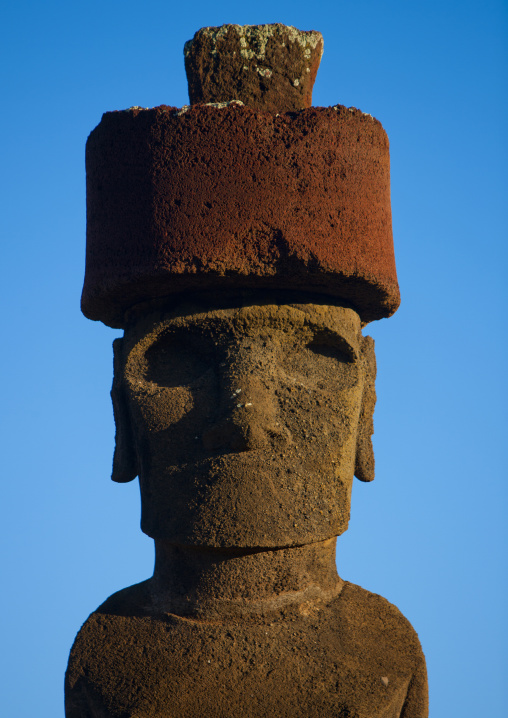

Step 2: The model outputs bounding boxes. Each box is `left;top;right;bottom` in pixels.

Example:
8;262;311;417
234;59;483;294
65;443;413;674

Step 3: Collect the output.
82;104;400;328
184;24;323;112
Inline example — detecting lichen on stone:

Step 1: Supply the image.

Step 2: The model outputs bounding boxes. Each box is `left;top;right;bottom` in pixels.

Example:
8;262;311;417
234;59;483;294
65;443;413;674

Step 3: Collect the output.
185;24;323;63
204;100;245;109
333;105;376;121
184;24;324;112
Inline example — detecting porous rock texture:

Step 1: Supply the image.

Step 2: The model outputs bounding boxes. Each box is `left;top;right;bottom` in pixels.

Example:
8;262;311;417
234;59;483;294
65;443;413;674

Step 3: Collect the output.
68;22;428;718
82;104;399;328
184;24;324;112
65;578;428;717
111;302;372;543
66;302;429;716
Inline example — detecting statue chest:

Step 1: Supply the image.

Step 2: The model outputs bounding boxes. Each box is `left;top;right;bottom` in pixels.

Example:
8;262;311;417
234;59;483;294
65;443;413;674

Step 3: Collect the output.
66;609;412;717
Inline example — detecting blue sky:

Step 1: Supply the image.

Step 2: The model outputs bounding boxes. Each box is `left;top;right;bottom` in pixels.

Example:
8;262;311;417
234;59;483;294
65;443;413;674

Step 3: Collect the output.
1;1;507;715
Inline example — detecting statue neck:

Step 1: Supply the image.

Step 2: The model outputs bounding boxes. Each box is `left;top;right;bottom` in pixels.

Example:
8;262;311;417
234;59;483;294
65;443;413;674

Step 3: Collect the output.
149;538;343;620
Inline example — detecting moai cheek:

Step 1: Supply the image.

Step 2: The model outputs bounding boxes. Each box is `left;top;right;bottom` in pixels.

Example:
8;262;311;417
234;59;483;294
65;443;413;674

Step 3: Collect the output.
128;383;195;430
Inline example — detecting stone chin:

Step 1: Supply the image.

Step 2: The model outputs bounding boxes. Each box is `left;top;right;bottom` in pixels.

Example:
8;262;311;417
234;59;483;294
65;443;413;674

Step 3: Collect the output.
138;454;356;548
111;302;376;549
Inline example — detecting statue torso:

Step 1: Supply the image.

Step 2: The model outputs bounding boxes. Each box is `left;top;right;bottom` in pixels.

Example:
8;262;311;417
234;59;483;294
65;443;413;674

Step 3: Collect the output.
65;580;427;718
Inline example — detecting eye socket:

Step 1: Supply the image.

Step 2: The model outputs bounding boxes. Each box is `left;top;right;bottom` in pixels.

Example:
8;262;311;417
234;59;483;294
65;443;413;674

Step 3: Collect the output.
144;332;213;387
280;336;357;388
306;341;354;364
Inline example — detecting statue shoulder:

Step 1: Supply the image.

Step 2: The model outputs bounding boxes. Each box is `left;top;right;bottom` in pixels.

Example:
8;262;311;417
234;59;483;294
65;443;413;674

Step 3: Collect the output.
332;581;428;717
94;578;153;617
338;581;424;653
65;580;155;717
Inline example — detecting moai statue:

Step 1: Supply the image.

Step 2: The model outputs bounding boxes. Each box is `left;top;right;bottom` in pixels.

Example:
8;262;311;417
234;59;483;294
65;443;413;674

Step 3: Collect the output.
66;24;428;718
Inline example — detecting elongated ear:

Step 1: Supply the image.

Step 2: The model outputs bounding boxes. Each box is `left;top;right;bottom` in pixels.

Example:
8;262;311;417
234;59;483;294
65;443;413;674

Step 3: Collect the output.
111;338;138;483
355;335;377;482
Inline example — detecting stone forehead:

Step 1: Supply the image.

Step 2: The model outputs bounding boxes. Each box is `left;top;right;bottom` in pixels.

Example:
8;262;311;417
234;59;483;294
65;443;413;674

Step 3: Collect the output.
124;304;362;359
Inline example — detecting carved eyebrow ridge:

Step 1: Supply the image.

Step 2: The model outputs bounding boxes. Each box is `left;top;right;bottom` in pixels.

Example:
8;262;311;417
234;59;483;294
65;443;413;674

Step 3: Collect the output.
299;318;360;361
306;333;357;362
141;309;361;361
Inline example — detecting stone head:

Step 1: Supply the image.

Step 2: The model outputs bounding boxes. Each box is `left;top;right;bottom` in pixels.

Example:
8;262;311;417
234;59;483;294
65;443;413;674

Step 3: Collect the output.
80;25;398;553
110;293;377;549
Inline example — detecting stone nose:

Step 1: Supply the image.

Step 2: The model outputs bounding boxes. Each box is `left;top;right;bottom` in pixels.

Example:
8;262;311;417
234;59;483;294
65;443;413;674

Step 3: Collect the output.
202;361;288;453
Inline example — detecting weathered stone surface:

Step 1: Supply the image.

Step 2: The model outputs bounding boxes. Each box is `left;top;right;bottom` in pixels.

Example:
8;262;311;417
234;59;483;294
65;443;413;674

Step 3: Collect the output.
67;23;428;718
82;104;399;328
184;24;323;112
66;575;428;717
66;300;428;716
111;303;370;541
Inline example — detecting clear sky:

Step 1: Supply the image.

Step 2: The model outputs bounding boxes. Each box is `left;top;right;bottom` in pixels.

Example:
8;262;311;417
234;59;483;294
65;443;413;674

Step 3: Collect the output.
1;0;507;715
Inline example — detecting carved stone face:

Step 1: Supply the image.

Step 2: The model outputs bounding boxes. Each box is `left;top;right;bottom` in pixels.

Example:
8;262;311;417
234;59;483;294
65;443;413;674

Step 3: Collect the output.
113;302;374;548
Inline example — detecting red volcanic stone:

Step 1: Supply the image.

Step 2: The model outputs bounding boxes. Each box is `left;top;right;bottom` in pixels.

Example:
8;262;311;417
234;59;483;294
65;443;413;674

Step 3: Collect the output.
184;24;323;112
82;104;400;328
